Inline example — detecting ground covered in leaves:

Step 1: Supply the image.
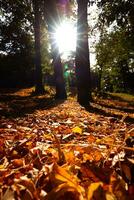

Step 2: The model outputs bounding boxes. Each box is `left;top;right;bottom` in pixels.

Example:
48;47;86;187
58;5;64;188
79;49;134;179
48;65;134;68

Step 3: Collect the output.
0;88;134;200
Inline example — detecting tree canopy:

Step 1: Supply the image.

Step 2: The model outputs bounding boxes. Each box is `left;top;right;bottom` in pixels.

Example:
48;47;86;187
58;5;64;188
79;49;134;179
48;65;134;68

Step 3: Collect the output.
95;0;134;92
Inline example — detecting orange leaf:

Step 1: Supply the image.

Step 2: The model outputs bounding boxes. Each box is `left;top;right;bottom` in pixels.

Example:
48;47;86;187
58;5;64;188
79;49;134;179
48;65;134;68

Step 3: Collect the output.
87;135;96;143
65;151;75;164
12;159;24;168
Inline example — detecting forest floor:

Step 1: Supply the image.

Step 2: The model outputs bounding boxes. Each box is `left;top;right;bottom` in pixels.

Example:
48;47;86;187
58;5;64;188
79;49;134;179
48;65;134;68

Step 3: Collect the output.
0;87;134;200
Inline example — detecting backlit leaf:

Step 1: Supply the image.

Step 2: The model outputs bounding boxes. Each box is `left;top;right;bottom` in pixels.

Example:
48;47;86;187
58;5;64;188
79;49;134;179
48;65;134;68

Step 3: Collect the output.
87;182;104;200
72;126;82;134
50;164;83;194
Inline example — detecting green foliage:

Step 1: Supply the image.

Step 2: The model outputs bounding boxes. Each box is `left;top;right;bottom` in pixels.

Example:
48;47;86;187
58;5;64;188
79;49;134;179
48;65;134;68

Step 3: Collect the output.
95;0;134;93
95;28;134;92
97;0;134;60
98;0;134;29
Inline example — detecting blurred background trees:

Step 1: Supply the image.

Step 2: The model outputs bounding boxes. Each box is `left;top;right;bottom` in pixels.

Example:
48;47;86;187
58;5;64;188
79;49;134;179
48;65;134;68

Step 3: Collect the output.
95;0;134;93
0;0;134;101
0;0;51;90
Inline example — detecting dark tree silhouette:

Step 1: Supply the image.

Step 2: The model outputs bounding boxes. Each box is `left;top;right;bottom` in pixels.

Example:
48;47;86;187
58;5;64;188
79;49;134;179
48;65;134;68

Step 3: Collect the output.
33;0;45;94
75;0;92;106
44;0;67;99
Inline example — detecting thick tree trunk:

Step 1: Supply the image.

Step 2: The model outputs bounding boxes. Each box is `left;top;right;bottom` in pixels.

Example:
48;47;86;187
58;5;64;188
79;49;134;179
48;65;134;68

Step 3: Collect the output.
33;0;45;94
44;0;67;99
75;0;92;106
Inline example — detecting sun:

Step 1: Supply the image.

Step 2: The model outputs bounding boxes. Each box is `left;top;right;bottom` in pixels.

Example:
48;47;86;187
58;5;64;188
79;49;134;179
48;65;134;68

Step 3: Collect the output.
55;20;76;58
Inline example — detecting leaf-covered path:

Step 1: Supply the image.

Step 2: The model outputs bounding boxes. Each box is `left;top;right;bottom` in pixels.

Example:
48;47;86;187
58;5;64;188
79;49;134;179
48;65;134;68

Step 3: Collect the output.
0;89;134;199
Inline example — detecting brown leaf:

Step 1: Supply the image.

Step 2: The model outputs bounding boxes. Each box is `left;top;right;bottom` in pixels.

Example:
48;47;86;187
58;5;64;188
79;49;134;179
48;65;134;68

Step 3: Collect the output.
53;134;66;165
16;177;38;199
1;188;14;200
121;163;132;181
80;164;100;182
110;172;128;200
45;183;83;200
33;156;42;170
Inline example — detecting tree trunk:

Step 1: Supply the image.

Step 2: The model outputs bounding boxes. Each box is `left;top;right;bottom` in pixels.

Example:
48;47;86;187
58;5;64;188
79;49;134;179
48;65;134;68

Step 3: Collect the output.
75;0;92;106
33;0;45;94
44;0;67;99
98;65;103;92
120;60;129;92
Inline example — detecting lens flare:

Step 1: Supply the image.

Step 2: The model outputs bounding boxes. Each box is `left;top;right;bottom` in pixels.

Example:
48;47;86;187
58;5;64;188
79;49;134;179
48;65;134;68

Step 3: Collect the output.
55;21;76;57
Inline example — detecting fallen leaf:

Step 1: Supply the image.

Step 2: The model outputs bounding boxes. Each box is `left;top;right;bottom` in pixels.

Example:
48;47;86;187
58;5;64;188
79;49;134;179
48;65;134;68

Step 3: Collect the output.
45;183;83;200
1;188;14;200
87;135;96;143
50;163;83;194
72;126;82;134
12;159;24;168
87;182;104;200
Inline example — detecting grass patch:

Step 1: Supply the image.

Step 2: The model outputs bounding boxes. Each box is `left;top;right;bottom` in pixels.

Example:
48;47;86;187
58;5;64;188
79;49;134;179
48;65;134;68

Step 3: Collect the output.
109;92;134;103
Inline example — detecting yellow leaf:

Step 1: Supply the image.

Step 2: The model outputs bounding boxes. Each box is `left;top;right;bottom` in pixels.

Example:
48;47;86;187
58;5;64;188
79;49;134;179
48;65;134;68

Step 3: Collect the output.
12;150;18;155
0;165;4;169
26;141;33;146
50;164;83;194
87;182;103;200
105;192;116;200
103;137;114;144
25;134;32;138
96;139;102;144
72;126;82;134
83;153;93;162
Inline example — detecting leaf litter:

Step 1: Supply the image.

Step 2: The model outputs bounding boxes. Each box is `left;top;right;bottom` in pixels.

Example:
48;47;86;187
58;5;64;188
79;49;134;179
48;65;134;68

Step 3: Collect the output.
0;91;134;200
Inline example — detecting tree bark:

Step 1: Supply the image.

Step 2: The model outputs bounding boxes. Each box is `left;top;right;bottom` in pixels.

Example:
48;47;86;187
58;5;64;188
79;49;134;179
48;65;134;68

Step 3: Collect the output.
75;0;92;106
98;65;103;92
33;0;45;94
44;0;67;99
120;59;130;92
